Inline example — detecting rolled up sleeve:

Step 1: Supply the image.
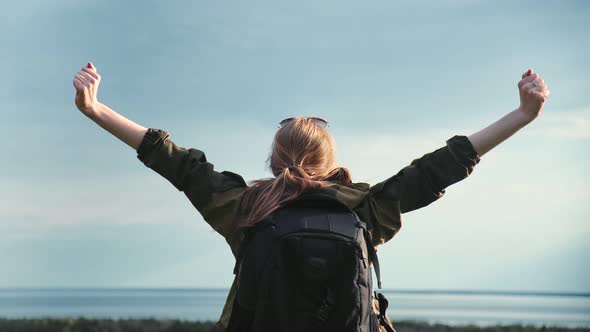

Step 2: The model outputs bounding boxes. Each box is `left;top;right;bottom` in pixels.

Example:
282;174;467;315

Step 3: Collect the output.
370;135;481;215
136;128;248;239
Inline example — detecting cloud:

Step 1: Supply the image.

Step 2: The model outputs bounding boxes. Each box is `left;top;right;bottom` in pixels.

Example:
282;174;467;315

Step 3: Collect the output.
4;108;587;232
334;126;481;184
525;108;590;139
0;174;205;227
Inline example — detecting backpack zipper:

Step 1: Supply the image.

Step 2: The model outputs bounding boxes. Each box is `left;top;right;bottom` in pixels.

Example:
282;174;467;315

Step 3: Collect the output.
357;246;368;269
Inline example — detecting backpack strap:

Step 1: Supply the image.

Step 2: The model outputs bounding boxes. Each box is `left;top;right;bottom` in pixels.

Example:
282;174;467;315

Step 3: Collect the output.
351;212;383;289
374;291;397;332
232;219;273;275
232;231;249;275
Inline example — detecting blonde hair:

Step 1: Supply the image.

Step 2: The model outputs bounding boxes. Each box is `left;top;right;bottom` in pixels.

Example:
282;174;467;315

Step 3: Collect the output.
239;117;352;226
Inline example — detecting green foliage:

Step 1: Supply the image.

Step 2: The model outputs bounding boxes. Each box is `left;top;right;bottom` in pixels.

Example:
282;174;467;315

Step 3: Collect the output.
0;318;215;332
393;321;590;332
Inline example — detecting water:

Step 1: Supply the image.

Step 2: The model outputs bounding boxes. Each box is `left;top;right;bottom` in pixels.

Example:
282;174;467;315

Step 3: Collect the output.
0;288;589;328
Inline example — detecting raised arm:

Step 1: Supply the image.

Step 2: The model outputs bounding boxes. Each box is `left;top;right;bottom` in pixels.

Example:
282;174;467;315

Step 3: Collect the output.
467;68;550;157
73;61;147;151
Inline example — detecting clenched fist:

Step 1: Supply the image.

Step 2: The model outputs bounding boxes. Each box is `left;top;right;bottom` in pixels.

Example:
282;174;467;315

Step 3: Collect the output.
73;61;101;116
517;68;550;121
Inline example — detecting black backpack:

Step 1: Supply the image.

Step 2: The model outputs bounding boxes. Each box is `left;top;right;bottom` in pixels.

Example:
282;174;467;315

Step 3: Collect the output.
226;194;396;332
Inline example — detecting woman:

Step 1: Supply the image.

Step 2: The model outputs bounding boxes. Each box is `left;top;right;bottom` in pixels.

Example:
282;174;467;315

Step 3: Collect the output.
72;61;550;331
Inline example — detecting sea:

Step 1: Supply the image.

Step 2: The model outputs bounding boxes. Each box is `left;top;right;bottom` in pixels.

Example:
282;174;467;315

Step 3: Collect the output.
0;288;589;328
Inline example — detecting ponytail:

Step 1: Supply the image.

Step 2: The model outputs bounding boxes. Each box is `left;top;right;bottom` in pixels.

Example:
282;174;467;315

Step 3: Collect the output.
239;165;351;227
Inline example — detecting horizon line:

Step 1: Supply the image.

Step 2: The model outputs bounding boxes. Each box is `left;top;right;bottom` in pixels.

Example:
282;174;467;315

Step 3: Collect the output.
1;287;588;297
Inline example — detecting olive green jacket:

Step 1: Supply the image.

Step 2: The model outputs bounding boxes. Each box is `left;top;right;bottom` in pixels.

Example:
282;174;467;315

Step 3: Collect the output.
136;128;481;330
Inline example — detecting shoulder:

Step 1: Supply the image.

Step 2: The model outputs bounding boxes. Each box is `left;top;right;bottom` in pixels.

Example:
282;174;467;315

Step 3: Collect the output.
215;170;248;191
332;181;402;246
310;181;401;246
321;181;371;210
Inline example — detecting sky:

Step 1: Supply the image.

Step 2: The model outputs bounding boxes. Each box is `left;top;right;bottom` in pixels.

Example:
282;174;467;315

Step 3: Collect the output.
1;0;589;292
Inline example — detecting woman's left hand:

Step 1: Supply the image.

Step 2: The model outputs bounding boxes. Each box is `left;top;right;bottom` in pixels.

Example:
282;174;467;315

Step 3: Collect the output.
517;68;550;121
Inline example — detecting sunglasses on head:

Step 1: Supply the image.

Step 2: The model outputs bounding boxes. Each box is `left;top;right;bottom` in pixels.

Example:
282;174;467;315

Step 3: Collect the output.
278;117;329;128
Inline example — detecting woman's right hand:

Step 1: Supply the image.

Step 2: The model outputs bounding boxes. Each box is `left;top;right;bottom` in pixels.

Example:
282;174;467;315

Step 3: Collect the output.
73;61;101;116
517;68;550;121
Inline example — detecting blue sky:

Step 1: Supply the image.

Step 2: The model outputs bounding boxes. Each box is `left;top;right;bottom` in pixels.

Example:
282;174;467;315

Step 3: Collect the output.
1;0;588;292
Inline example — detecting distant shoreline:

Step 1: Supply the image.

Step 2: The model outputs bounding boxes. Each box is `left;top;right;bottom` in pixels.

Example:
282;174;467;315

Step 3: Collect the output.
2;287;589;298
1;318;589;332
3;289;588;329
